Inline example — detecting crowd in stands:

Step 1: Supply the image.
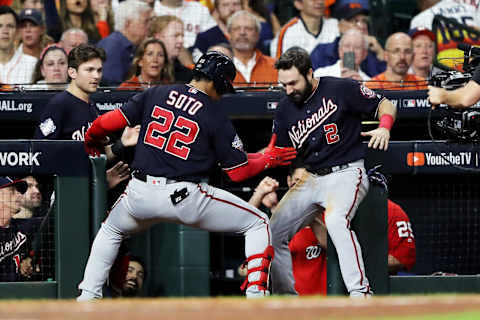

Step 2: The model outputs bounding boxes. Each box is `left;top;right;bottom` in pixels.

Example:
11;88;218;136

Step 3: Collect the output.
2;0;478;90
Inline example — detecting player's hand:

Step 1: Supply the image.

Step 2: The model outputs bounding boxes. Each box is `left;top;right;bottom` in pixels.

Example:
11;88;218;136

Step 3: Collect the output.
256;176;279;195
255;176;279;209
427;85;445;109
264;134;297;168
361;127;390;150
20;257;33;278
120;125;141;147
106;161;131;189
84;129;108;157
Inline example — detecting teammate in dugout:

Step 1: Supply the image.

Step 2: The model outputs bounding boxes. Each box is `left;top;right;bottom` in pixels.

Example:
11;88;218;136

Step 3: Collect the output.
76;51;297;301
247;168;415;295
0;177;36;282
428;64;480;108
269;47;397;297
33;44;139;189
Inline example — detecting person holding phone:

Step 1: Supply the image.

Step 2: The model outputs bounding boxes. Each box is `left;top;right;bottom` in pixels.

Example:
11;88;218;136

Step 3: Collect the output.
313;29;370;81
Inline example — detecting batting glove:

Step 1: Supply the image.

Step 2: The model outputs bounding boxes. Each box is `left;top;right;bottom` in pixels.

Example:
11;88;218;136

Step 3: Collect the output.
264;134;297;168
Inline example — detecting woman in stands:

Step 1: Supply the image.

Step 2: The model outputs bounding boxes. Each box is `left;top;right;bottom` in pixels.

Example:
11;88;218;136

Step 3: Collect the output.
89;0;114;38
45;0;105;42
119;38;173;90
30;44;68;90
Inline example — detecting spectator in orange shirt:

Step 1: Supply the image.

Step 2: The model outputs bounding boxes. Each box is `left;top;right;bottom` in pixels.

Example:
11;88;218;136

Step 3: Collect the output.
228;10;278;88
366;32;427;91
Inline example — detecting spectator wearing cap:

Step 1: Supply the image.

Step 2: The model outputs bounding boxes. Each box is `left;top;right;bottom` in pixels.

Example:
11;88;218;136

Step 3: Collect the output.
366;32;428;91
0;6;37;85
270;0;340;59
310;0;386;78
408;27;435;79
313;29;370;81
17;8;54;59
0;176;36;282
228;10;278;87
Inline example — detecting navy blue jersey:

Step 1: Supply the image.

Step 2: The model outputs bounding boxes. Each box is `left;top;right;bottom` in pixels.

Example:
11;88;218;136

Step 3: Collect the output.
0;219;37;282
273;77;384;170
120;84;247;181
34;91;99;140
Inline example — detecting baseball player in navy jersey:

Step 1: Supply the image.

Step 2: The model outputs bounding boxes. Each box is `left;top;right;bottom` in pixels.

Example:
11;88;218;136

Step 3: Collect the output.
34;44;105;141
269;47;397;297
76;51;297;301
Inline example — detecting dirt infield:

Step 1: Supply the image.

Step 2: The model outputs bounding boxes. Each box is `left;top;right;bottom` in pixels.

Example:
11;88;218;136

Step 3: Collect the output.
1;295;480;320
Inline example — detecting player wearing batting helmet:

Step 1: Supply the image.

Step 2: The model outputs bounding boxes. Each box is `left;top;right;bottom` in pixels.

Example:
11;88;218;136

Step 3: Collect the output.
76;51;297;300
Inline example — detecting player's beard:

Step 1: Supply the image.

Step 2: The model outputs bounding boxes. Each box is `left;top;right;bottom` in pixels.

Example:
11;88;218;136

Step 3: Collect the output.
287;79;313;105
122;279;139;297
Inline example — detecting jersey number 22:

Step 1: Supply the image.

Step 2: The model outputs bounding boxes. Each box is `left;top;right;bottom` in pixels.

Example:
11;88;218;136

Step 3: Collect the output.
145;106;200;160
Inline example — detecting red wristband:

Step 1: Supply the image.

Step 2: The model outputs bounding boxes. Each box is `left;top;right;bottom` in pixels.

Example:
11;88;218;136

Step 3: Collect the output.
379;114;394;131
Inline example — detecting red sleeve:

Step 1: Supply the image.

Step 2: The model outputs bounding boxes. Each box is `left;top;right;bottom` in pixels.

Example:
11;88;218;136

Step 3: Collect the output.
388;201;416;270
87;109;128;140
225;153;269;182
96;20;110;39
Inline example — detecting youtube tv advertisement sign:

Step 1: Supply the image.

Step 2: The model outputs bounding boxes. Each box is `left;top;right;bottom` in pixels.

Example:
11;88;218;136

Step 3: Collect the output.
365;141;479;175
409;142;478;174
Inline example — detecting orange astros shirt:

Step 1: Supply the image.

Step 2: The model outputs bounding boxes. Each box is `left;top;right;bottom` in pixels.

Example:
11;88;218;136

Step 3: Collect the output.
289;227;327;295
366;73;428;91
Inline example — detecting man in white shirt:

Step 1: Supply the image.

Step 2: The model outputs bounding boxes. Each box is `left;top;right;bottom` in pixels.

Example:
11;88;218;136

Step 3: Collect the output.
313;29;370;81
154;0;217;48
410;0;480;30
270;0;339;59
0;6;37;85
228;10;277;85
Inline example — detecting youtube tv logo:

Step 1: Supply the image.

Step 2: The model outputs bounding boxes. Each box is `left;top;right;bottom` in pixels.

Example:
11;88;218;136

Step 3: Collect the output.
407;152;425;166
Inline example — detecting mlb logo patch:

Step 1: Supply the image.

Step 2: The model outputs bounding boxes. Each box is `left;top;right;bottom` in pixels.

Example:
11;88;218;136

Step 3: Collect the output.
404;99;416;108
188;87;198;94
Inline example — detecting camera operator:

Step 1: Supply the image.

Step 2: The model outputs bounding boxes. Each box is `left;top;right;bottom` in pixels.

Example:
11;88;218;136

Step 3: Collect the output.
428;65;480;109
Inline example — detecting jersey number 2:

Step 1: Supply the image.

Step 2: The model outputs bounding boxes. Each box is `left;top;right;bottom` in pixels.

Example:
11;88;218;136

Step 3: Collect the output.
323;123;339;144
145;106;200;160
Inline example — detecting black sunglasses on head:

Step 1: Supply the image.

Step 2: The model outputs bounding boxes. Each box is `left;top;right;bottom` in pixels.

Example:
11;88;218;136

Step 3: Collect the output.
13;181;28;195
